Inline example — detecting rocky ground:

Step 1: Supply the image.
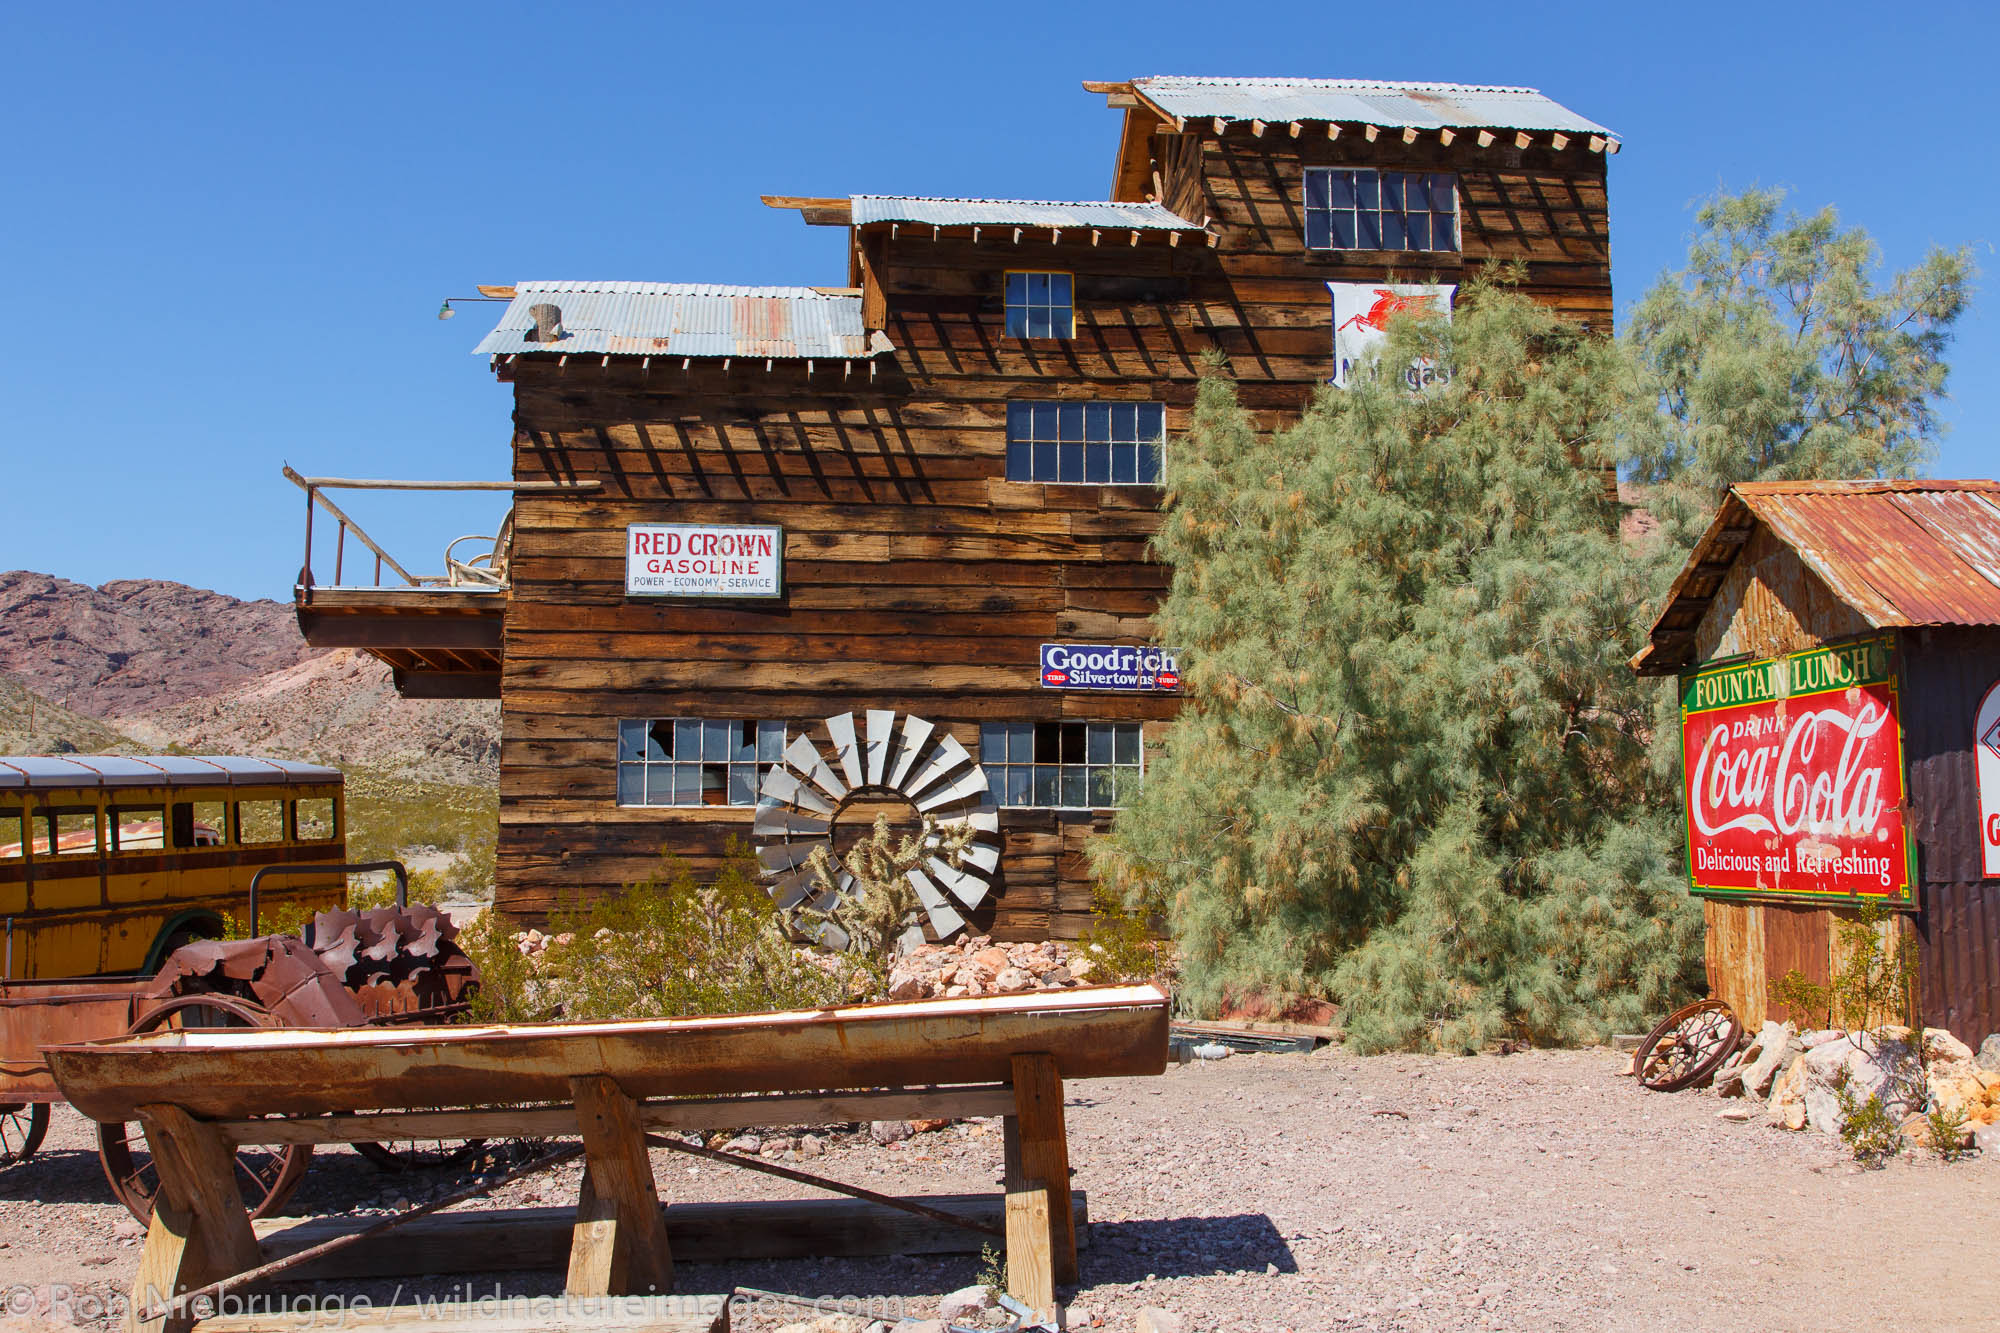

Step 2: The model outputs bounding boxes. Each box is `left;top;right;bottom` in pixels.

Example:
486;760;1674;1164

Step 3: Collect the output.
3;1045;1998;1331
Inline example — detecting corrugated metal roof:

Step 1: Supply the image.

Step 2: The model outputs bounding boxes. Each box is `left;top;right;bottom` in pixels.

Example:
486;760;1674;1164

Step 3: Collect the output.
1131;76;1616;139
472;282;880;359
1634;480;2000;674
0;755;343;790
850;197;1204;230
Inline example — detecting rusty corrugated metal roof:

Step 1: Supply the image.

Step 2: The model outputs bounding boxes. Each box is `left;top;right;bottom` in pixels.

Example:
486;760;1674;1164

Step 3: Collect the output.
1131;76;1617;141
851;197;1204;230
1633;480;2000;675
472;281;886;359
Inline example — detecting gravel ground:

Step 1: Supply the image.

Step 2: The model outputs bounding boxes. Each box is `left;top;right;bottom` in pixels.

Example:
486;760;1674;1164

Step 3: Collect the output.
2;1045;1997;1331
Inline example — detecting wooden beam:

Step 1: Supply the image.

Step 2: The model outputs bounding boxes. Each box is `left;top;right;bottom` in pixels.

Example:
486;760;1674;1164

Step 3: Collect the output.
1009;1053;1077;1286
1212;117;1227;134
1550;132;1570;150
1362;124;1379;142
567;1076;673;1298
1326;123;1341;140
1478;129;1496;147
1250;119;1265;137
212;1085;1018;1147
131;1104;262;1333
1438;127;1455;146
1515;131;1533;149
1401;126;1419;143
195;1297;726;1333
1288;121;1302;137
760;196;852;227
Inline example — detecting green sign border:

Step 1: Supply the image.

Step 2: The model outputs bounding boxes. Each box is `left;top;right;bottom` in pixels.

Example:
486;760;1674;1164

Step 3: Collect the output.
1678;634;1916;909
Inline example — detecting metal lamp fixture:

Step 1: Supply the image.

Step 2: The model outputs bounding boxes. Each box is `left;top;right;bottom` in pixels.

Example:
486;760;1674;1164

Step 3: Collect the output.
437;300;455;320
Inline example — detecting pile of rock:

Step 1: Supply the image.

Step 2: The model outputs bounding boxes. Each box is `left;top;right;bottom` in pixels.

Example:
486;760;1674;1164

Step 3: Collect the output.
1714;1021;2000;1148
886;936;1105;1001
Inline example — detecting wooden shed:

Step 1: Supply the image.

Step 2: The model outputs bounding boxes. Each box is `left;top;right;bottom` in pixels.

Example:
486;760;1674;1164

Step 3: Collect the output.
1633;479;2000;1042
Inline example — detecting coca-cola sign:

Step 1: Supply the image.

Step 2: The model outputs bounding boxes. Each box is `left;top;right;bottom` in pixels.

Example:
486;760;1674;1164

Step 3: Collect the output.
1679;637;1914;906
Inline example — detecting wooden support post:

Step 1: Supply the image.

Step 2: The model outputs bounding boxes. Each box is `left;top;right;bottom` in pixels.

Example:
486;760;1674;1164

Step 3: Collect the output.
566;1075;673;1298
128;1104;261;1333
1003;1051;1075;1314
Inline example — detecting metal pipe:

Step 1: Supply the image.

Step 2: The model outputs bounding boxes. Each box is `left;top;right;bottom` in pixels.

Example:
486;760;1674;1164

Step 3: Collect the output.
293;478;600;492
301;484;315;593
334;521;346;586
643;1132;1002;1237
247;861;408;938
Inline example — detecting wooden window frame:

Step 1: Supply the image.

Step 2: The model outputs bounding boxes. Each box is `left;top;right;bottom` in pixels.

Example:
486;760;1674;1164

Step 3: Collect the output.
618;718;788;809
1003;270;1076;340
1005;401;1165;484
1303;167;1460;254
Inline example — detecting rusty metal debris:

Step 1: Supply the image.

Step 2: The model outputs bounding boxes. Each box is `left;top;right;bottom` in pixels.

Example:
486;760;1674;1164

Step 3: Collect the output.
1635;999;1744;1093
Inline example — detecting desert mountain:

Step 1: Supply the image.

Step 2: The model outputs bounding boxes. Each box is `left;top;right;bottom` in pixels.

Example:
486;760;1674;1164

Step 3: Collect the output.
0;572;496;782
0;570;315;716
117;648;498;785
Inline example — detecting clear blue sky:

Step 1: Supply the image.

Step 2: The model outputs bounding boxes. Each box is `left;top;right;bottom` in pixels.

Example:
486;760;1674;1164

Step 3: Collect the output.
8;1;1995;601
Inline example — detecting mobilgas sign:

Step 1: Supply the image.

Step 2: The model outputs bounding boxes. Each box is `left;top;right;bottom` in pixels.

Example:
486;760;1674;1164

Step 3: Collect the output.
1678;637;1915;907
626;524;783;598
1040;644;1179;693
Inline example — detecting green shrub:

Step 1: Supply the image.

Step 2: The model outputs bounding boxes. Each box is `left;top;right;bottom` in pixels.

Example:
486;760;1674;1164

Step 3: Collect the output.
1835;1078;1904;1166
1076;885;1165;983
462;841;873;1023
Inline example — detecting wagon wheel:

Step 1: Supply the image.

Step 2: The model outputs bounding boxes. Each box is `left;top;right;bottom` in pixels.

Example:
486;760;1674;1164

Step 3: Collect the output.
0;1103;48;1168
97;994;313;1222
1635;998;1744;1093
352;1138;488;1173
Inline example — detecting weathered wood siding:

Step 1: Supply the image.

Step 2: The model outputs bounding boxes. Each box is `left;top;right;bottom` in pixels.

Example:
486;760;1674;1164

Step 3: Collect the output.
494;127;1617;939
1686;541;2000;1042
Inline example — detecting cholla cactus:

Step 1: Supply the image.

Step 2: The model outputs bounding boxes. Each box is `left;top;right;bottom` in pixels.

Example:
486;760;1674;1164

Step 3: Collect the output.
800;812;978;960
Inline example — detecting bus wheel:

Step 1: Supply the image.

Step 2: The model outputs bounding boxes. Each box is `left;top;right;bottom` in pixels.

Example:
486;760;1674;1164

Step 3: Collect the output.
97;994;313;1222
0;1103;48;1168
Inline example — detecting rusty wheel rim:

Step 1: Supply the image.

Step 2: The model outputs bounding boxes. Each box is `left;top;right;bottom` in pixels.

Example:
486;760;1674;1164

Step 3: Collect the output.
97;994;313;1222
0;1103;47;1167
1636;998;1743;1093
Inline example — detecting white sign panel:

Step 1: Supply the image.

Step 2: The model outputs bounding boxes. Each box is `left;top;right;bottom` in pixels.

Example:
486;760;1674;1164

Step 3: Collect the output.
1977;679;2000;876
1327;282;1456;390
625;524;783;598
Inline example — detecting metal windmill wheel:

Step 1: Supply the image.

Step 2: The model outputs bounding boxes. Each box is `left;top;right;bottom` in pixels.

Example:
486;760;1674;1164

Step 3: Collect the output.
752;710;1001;948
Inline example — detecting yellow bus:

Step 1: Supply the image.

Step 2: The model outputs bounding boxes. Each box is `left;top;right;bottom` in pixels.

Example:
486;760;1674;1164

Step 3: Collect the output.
0;756;348;979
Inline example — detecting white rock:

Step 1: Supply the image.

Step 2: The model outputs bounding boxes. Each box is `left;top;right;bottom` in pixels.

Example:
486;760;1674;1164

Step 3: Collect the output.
1137;1310;1185;1333
1734;1021;1798;1099
1978;1034;2000;1072
1801;1031;1916;1135
937;1286;994;1321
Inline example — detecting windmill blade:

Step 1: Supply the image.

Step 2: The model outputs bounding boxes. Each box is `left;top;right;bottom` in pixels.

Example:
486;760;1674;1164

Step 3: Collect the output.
757;838;828;874
824;712;865;789
906;867;949;912
761;766;834;816
935;803;1001;836
886;715;935;788
807;919;851;951
927;856;991;908
864;709;895;785
784;734;849;802
897;925;928;955
953;841;1000;874
924;900;966;938
916;766;992;812
904;733;972;798
767;867;816;911
752;802;830;839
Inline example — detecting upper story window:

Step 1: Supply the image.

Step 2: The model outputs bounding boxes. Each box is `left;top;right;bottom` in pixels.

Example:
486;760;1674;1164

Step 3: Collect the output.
1304;169;1458;253
981;721;1143;810
1004;271;1074;338
1006;402;1164;484
619;718;787;808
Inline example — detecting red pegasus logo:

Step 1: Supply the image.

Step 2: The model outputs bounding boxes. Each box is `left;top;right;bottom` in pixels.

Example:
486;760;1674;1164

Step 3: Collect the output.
1338;289;1442;333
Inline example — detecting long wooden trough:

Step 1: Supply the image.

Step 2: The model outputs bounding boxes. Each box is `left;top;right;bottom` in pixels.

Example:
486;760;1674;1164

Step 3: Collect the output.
44;984;1169;1333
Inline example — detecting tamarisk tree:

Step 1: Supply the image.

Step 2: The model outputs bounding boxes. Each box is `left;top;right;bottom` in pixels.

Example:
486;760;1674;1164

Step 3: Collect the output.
1094;280;1702;1051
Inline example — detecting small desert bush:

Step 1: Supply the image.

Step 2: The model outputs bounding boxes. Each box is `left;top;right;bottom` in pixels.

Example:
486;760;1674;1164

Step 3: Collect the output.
460;841;875;1023
1076;885;1166;982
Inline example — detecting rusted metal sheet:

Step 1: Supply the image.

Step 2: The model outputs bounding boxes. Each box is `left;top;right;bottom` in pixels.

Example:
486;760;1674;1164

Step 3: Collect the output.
1638;481;2000;674
1918;882;2000;1043
1761;903;1834;1022
1702;899;1763;1026
46;983;1171;1123
0;977;149;1101
471;282;878;360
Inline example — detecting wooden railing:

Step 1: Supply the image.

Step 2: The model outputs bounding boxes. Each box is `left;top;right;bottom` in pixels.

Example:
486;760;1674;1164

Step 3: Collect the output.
285;467;598;594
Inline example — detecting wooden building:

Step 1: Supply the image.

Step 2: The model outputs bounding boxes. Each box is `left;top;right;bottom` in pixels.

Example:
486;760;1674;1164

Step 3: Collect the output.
298;76;1621;941
1634;479;2000;1043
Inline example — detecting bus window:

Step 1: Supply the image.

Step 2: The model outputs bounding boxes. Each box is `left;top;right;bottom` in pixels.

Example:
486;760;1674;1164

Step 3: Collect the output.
235;800;286;845
110;806;167;852
0;809;21;859
173;801;225;848
49;808;102;856
294;798;337;842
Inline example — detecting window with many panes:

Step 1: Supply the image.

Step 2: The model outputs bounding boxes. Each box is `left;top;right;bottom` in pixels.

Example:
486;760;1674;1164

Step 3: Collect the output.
1006;402;1164;484
981;722;1142;810
1304;169;1458;252
1004;271;1074;338
619;719;787;808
